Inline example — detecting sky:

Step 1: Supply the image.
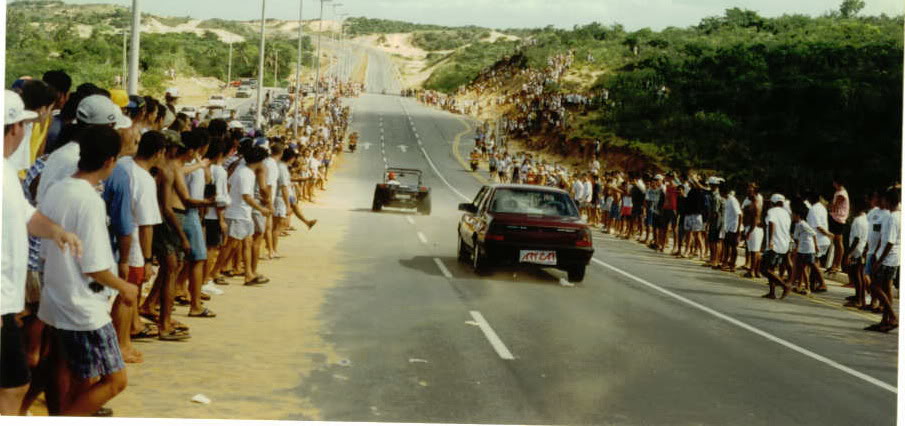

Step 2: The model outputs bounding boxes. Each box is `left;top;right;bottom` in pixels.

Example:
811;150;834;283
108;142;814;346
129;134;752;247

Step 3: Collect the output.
50;0;905;30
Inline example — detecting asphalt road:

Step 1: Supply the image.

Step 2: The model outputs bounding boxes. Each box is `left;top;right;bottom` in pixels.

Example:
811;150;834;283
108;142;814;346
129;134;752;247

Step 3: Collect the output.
295;45;899;425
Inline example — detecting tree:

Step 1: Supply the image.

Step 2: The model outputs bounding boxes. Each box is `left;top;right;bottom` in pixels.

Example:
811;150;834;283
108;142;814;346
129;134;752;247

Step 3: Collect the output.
840;0;866;18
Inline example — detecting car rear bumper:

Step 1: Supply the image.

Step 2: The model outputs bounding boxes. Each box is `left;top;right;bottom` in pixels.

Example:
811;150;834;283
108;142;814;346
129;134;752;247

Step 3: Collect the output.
483;241;594;268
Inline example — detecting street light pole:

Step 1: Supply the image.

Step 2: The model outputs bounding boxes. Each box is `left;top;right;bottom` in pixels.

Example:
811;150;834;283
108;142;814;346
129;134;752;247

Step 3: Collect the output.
127;0;140;95
121;28;127;90
227;41;233;87
313;0;330;121
294;0;304;138
255;0;267;129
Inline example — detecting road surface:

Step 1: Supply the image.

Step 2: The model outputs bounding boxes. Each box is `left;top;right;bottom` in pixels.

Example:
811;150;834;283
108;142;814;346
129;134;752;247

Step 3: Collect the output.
291;45;898;425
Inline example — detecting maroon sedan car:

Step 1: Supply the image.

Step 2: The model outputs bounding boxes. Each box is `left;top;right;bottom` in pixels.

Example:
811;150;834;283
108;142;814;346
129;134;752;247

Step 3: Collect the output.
457;184;594;282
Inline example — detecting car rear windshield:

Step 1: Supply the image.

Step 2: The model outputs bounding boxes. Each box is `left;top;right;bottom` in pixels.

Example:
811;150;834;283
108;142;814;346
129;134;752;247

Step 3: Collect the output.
489;188;578;217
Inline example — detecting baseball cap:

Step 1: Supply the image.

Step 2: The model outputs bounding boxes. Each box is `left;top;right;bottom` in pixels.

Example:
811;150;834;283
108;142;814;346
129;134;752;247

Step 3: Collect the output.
165;87;180;97
109;89;129;108
160;129;184;148
5;90;39;125
770;193;785;203
228;120;244;129
76;95;132;129
654;174;664;181
126;95;145;111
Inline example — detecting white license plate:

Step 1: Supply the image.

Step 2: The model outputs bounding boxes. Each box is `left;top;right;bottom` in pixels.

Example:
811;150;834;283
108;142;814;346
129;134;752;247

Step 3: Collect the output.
396;194;411;200
519;250;557;265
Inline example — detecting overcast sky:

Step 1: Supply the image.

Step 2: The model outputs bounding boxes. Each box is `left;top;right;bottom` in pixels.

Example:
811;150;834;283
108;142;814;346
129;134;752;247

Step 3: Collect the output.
55;0;904;30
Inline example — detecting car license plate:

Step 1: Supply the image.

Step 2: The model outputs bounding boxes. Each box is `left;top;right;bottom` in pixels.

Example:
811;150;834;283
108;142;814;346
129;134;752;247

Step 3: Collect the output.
519;250;557;265
396;194;411;200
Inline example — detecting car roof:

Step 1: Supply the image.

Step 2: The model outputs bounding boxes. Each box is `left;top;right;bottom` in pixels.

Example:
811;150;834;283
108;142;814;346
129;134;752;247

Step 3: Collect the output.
488;183;570;195
387;167;422;174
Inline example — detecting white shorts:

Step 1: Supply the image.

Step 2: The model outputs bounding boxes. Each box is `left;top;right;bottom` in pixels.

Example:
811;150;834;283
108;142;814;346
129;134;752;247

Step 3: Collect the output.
227;218;254;240
684;214;704;232
274;197;288;218
746;227;764;253
252;210;266;234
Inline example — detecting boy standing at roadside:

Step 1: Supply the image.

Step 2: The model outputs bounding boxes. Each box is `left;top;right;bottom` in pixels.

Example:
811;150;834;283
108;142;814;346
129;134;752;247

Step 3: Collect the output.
866;188;900;333
844;198;869;308
39;125;137;416
761;194;793;299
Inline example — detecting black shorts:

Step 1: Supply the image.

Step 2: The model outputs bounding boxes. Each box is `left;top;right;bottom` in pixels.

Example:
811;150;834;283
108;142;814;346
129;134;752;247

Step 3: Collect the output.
762;250;784;270
661;210;677;228
631;206;643;218
1;314;30;388
725;231;739;247
829;217;844;235
152;211;185;260
876;265;900;283
708;225;723;242
205;219;224;247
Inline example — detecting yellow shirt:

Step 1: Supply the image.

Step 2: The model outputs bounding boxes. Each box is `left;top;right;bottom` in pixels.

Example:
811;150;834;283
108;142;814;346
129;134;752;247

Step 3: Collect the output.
29;115;52;163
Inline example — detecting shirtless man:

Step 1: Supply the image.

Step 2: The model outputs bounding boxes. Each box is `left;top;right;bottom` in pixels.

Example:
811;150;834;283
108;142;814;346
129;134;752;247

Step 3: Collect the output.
140;130;213;339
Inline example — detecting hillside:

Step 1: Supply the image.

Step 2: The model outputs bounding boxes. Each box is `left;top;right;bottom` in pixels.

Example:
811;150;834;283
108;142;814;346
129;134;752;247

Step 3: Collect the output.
414;7;903;197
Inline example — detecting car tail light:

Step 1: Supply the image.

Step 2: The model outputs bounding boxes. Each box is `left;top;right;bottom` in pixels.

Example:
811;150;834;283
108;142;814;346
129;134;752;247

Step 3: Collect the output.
486;234;505;241
576;228;592;247
419;186;428;191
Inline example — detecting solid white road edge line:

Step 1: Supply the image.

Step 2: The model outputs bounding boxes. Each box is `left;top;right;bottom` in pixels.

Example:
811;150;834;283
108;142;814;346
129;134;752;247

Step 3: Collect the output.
397;101;473;202
470;311;516;360
417;232;428;244
433;257;452;279
589;258;897;394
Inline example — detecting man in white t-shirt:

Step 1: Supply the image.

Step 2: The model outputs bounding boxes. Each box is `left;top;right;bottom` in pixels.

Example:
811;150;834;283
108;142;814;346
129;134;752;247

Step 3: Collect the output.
720;186;742;272
790;206;823;296
113;131;167;363
844;199;870;308
38;125;136;416
761;194;792;299
867;188;900;332
209;146;272;286
262;146;281;259
806;192;833;274
1;91;81;415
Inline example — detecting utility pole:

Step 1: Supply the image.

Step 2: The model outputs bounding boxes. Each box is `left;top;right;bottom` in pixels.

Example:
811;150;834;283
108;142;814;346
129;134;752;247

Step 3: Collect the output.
127;0;141;95
294;0;304;138
227;41;233;87
255;0;267;128
313;0;330;120
121;28;127;90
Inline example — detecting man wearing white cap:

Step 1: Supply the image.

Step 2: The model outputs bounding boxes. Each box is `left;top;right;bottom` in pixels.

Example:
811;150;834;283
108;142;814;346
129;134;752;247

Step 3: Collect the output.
761;193;793;299
1;91;81;415
35;95;132;206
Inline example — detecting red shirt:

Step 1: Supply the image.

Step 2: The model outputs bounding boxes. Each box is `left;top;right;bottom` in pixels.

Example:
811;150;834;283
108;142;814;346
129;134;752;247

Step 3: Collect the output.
663;185;679;211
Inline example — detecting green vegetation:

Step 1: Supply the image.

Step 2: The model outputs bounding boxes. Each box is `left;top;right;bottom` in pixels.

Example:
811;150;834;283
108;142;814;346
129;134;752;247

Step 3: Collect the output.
6;2;313;95
423;39;520;93
345;17;490;36
149;15;192;27
197;18;257;40
410;29;487;51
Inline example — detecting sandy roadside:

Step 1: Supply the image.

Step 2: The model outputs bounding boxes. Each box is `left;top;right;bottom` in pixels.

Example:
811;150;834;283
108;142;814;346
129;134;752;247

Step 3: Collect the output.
93;157;355;420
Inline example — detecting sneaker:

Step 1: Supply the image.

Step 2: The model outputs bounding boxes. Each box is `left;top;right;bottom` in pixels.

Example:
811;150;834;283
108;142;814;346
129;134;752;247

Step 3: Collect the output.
201;283;225;296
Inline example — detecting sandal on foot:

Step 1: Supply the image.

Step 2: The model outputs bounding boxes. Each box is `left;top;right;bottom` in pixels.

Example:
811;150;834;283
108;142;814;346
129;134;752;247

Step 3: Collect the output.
131;324;159;339
244;275;270;286
200;293;211;301
174;295;190;306
864;323;885;332
158;330;191;341
188;308;217;318
172;322;190;332
139;312;159;322
214;277;228;285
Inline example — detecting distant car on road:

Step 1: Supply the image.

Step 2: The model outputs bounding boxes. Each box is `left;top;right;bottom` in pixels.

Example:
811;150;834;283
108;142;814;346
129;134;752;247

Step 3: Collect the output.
229;80;242;87
207;95;227;109
457;184;594;282
235;88;252;99
372;168;431;215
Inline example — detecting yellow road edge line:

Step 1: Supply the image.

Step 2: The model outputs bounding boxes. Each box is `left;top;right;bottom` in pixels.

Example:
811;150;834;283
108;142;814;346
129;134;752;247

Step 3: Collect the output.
451;116;489;185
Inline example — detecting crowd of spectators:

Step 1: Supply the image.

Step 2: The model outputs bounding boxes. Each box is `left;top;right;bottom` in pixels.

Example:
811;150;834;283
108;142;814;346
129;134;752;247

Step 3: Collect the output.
414;50;901;336
2;70;354;416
